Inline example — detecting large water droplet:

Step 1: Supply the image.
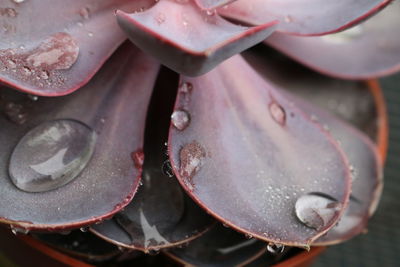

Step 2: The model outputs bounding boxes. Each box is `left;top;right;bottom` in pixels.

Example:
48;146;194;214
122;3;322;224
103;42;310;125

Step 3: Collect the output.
295;192;342;230
9;119;96;192
171;109;190;131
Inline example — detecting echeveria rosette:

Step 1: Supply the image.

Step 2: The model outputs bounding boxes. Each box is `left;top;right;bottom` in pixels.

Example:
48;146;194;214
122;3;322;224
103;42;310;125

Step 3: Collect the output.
0;0;396;265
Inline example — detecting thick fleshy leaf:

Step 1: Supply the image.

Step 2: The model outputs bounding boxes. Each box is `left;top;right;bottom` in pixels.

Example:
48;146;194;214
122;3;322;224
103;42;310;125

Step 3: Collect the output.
287;97;383;245
244;46;384;244
168;55;351;247
116;0;277;76
243;45;382;139
265;0;400;79
194;0;236;10
91;67;214;253
0;43;159;231
33;231;120;262
218;0;392;36
164;224;267;266
0;0;155;96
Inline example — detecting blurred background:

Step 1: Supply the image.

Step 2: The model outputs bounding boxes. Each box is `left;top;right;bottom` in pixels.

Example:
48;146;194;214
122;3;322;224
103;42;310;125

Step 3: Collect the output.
313;74;400;267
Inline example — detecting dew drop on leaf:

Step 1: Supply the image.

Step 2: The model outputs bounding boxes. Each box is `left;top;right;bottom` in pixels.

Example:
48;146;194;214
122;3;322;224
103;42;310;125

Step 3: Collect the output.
9;119;96;192
269;101;286;126
267;242;285;254
171;109;190;131
294;192;342;230
162;159;174;177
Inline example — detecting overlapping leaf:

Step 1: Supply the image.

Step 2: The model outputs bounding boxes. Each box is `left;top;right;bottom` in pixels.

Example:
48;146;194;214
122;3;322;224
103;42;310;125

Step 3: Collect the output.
0;43;158;231
265;0;400;79
168;55;352;247
116;0;277;76
0;0;155;96
218;0;392;36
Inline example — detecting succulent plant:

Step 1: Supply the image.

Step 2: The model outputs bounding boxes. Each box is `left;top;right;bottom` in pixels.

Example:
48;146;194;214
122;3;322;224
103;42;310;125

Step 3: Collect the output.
0;0;398;266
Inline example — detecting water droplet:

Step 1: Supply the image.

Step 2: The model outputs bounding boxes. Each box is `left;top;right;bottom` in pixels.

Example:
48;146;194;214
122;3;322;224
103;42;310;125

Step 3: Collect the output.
267;242;284;254
295;192;342;230
162;159;174;177
206;9;216;16
80;227;89;232
245;234;253;239
9;119;96;192
7;59;16;69
22;66;32;76
171;110;190;131
27;94;38;101
12;0;25;3
39;70;49;80
179;82;193;94
4;102;27;124
0;8;17;17
284;15;293;23
269;101;286;126
155;12;166;24
88;32;94;37
131;149;144;169
79;7;90;20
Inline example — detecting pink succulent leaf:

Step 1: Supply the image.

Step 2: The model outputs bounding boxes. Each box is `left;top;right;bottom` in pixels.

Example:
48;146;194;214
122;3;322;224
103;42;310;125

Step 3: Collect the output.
165;224;267;266
293;99;383;245
218;0;392;36
194;0;237;10
168;55;352;247
91;68;214;252
0;43;159;231
265;1;400;79
243;46;378;133
116;0;277;76
0;0;156;96
244;49;383;245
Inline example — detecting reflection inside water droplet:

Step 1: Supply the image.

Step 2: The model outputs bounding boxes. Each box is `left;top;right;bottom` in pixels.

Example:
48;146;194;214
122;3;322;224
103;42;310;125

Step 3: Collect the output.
171;109;190;131
162;159;174;177
9;119;96;192
267;242;285;254
295;192;342;230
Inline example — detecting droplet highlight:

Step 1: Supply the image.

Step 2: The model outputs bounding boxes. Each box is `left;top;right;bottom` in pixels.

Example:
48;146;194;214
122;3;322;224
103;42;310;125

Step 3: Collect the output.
267;242;285;254
9;119;96;192
295;192;342;230
171;109;190;131
269;101;286;126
